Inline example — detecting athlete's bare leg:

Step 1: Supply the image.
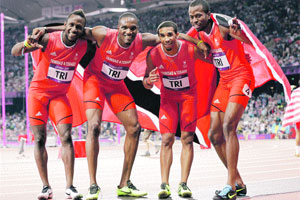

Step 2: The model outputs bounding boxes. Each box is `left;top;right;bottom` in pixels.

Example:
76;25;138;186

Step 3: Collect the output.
57;123;74;188
222;102;245;189
32;124;50;187
85;108;103;186
209;111;244;187
160;133;175;184
180;131;194;183
116;108;141;187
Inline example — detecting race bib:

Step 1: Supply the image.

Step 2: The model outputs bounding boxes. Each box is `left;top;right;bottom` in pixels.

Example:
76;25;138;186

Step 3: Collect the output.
162;74;190;91
101;61;129;81
242;83;252;98
47;64;75;83
212;49;230;71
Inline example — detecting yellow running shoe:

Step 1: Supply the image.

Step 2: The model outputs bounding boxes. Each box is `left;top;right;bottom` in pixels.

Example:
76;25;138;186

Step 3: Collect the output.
178;182;192;198
85;184;100;200
117;180;147;197
158;183;171;199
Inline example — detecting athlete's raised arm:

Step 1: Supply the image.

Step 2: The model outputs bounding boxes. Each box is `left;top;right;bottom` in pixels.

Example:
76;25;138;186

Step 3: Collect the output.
11;34;48;56
227;17;252;45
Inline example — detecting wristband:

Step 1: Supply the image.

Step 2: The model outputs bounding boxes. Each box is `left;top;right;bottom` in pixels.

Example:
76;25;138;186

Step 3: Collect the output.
197;40;203;47
24;40;32;48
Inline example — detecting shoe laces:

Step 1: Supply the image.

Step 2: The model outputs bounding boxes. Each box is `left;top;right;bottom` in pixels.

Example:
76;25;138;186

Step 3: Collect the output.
127;180;138;190
69;185;78;193
42;185;51;193
89;184;100;194
219;185;232;196
179;182;189;190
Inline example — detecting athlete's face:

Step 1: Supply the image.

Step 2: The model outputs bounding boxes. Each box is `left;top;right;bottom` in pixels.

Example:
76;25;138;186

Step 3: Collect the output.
158;27;178;52
63;14;85;44
189;5;210;32
118;17;138;47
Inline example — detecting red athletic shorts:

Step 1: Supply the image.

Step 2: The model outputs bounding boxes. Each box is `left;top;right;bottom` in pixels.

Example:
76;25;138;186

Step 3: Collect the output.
83;74;136;114
28;90;73;126
159;93;197;134
211;78;255;112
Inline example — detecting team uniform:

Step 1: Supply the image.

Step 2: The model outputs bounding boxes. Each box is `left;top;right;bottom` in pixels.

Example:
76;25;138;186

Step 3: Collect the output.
149;40;197;134
199;21;255;112
84;28;143;114
29;31;87;125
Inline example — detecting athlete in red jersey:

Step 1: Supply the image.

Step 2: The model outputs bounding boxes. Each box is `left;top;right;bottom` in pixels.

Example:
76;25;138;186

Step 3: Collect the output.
143;21;211;199
189;1;254;199
31;12;208;199
11;10;87;200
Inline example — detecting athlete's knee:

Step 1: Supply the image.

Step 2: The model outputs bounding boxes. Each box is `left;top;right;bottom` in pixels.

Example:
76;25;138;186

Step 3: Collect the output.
161;135;175;147
223;120;237;137
181;134;194;146
88;121;101;137
34;133;47;148
208;128;224;146
60;133;73;146
126;122;141;138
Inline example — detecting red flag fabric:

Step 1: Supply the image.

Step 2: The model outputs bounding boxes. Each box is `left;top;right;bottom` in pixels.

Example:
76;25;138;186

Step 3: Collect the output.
211;13;291;101
282;87;300;127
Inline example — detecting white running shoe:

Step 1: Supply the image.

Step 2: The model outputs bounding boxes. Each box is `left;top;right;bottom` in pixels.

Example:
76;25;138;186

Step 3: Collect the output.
37;185;53;200
65;185;83;200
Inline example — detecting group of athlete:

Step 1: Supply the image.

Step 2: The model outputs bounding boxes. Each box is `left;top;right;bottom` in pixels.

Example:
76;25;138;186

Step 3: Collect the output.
11;0;255;200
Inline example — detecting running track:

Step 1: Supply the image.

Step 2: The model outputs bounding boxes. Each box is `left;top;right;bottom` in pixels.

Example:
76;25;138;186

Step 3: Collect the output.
0;139;299;200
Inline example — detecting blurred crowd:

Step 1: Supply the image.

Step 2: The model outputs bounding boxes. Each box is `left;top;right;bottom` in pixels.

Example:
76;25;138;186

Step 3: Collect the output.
0;0;299;142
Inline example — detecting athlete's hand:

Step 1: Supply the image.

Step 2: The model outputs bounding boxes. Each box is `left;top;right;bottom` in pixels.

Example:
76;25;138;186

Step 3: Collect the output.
148;67;159;85
31;27;46;42
229;17;241;34
197;42;210;59
26;35;44;49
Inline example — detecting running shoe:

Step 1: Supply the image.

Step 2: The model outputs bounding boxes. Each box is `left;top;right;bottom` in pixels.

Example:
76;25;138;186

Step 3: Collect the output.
215;184;247;196
65;185;83;200
85;184;101;200
177;182;192;198
117;180;147;197
213;185;237;200
37;185;53;200
158;183;171;199
236;184;247;196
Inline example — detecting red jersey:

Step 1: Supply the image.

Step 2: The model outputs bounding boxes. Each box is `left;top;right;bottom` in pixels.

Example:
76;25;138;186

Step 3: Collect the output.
87;28;143;82
30;31;87;94
199;22;254;81
150;40;197;98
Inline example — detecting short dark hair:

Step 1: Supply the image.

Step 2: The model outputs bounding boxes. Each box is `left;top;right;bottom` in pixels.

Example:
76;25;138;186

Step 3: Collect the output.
157;21;178;34
67;9;86;26
119;12;139;23
189;0;210;13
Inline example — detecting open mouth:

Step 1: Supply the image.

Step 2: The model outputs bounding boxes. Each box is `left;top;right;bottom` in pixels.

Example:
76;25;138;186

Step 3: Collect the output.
164;43;172;49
